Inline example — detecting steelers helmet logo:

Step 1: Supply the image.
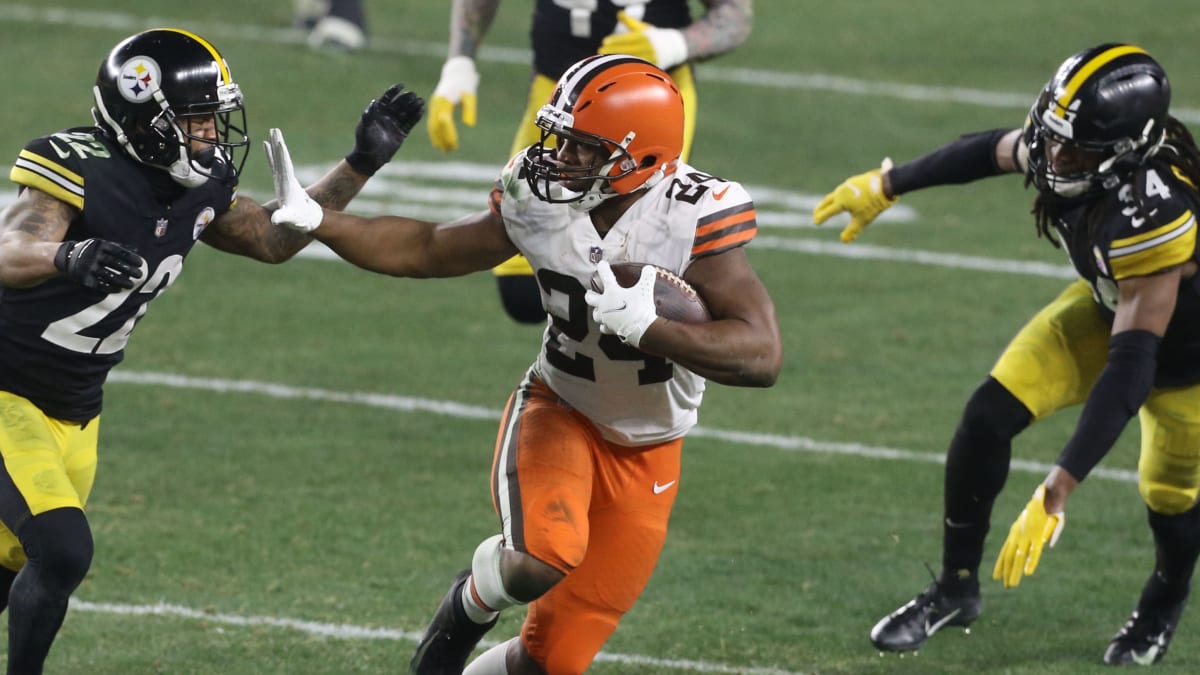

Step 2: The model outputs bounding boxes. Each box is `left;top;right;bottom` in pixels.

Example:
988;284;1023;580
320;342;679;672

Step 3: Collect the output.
193;206;216;240
117;56;162;103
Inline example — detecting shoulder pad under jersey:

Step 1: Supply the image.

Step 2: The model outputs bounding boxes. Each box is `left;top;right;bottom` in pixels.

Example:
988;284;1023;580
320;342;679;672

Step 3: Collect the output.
674;171;757;259
1104;164;1197;280
9;128;113;210
495;148;537;203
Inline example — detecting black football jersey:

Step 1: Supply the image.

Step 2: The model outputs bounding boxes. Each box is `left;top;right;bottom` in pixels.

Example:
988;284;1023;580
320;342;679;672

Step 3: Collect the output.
531;0;692;78
2;127;237;421
1051;160;1200;387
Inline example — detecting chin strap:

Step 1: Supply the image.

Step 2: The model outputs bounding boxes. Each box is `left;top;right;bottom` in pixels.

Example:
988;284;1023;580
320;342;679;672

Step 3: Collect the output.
166;157;210;188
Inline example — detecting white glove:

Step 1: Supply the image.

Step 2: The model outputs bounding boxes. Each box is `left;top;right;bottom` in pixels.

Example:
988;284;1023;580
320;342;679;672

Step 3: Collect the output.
264;128;323;233
584;261;660;348
428;56;480;152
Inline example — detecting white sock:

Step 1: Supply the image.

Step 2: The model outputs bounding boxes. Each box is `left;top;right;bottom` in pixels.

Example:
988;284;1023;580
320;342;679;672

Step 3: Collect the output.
463;638;512;675
461;578;499;624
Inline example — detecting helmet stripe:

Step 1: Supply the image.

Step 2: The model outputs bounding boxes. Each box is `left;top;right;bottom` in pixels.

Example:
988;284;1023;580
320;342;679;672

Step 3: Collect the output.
155;27;232;85
1054;44;1148;117
551;54;646;111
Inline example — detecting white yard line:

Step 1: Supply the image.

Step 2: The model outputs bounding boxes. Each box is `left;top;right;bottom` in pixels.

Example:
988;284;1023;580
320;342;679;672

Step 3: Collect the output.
91;369;1131;675
106;370;1137;485
69;599;808;675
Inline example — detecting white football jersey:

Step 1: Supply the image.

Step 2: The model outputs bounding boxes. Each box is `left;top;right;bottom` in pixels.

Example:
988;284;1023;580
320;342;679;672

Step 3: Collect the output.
492;153;758;445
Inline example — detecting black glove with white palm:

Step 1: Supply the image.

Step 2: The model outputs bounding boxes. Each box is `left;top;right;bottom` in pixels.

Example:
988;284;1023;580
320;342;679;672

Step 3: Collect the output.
264;128;324;233
344;83;426;176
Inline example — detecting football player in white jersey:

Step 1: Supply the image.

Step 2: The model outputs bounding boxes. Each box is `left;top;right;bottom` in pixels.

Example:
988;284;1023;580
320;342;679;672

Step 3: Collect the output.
267;54;781;674
429;0;755;325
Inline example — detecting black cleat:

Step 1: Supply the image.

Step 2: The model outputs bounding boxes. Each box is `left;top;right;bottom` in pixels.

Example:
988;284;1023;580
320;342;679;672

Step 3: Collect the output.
1103;577;1187;666
410;570;499;675
869;578;982;652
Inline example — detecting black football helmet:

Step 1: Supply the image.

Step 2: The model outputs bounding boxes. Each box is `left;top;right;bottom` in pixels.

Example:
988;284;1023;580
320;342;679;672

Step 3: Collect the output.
92;28;248;187
1025;43;1170;200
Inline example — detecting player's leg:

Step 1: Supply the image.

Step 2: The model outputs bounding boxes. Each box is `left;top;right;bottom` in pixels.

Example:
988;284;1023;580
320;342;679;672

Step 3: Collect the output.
870;279;1109;652
1103;384;1200;665
0;393;98;671
411;373;593;674
501;437;681;674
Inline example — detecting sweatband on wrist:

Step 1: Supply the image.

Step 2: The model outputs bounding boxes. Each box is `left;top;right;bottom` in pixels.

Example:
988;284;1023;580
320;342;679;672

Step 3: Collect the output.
888;128;1011;196
1057;329;1160;480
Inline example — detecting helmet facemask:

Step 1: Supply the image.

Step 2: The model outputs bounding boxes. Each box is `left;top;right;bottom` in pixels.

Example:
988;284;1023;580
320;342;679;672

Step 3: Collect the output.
520;55;684;212
1026;92;1165;200
523;104;638;211
1024;44;1170;202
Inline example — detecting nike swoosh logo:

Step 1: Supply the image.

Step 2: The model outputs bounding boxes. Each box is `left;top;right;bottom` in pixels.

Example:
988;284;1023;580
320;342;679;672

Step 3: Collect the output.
652;480;676;494
712;185;731;200
923;607;961;636
1131;645;1161;665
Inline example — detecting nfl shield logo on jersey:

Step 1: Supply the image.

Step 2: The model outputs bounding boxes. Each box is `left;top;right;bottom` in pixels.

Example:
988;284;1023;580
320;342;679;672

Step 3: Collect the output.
589;246;603;263
154;218;168;238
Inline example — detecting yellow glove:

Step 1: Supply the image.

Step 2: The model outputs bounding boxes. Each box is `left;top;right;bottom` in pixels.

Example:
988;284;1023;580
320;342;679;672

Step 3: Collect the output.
428;56;479;153
598;11;689;70
992;485;1066;589
812;158;897;243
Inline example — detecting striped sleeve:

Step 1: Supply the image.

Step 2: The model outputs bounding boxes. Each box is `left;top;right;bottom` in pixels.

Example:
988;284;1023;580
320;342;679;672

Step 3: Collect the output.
691;201;757;259
10;148;84;210
1108;210;1196;280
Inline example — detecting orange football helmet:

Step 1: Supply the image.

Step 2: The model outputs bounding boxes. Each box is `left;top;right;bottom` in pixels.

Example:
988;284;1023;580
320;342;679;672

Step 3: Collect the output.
523;55;684;210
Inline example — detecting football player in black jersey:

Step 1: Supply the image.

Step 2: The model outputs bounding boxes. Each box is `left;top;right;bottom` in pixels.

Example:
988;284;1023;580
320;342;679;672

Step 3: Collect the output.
0;28;422;672
814;44;1200;665
427;0;753;324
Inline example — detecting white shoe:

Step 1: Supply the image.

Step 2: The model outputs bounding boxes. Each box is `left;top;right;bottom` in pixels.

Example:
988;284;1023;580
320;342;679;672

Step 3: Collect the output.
307;15;366;51
293;0;329;29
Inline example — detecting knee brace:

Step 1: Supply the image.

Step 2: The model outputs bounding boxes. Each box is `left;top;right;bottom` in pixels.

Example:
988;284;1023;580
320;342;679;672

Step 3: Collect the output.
471;535;522;612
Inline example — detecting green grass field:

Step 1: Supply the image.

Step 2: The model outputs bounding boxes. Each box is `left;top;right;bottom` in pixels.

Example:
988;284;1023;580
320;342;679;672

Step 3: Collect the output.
4;1;1200;672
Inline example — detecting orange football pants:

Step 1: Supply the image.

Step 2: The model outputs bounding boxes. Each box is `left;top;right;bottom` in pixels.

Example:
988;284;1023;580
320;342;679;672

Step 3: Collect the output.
491;374;682;675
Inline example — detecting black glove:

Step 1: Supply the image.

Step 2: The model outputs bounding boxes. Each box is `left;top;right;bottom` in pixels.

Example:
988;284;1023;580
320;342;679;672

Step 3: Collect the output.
54;238;145;293
345;84;426;176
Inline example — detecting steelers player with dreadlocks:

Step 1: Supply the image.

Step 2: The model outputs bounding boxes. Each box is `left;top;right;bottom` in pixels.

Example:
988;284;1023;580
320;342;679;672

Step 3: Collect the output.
814;44;1200;665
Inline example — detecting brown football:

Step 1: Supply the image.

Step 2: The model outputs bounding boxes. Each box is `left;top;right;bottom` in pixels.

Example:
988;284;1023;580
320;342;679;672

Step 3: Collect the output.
590;262;712;324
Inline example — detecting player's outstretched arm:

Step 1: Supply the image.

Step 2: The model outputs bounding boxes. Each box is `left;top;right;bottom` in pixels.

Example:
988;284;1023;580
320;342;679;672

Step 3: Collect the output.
203;85;425;262
265;128;517;277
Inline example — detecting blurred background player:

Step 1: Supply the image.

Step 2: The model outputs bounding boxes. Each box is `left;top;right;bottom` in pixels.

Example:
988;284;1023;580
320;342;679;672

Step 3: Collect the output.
0;28;421;672
814;43;1200;665
267;54;781;675
428;0;753;324
295;0;367;51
